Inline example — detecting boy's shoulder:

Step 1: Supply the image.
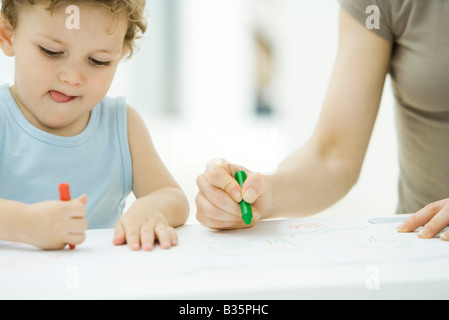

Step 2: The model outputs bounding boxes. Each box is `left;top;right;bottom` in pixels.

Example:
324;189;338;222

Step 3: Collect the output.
0;85;7;147
97;95;127;114
0;84;10;134
0;84;11;108
94;95;128;123
93;95;129;136
0;84;16;121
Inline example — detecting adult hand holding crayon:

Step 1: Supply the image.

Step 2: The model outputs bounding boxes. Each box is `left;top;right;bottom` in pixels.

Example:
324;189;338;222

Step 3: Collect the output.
195;159;272;229
234;171;253;225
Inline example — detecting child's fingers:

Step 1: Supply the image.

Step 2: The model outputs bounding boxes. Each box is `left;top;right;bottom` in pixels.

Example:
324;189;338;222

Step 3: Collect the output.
168;227;178;246
67;233;86;246
112;221;126;246
68;217;88;234
140;224;155;251
77;194;88;206
125;226;141;250
140;224;177;250
155;224;173;249
66;197;87;219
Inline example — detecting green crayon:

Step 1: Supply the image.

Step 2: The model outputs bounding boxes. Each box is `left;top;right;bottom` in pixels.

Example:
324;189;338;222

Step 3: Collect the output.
235;171;253;225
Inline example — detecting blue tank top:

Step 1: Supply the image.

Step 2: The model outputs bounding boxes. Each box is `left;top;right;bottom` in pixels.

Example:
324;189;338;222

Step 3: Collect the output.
0;84;132;228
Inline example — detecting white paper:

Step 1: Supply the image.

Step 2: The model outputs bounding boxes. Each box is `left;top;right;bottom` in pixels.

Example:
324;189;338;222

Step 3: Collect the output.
1;216;448;298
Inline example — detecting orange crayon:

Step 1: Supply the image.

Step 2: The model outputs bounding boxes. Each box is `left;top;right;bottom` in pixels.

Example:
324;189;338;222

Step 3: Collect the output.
58;183;76;250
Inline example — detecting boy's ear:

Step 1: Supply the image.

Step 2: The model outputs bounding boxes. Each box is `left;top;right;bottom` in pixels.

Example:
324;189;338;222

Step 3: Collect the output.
0;16;14;57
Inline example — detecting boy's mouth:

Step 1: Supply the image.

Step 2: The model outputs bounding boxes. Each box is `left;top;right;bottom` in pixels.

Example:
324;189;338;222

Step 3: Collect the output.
49;90;77;103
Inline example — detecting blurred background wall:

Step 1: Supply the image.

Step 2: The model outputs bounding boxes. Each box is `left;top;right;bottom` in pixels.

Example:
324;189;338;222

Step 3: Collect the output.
0;0;399;223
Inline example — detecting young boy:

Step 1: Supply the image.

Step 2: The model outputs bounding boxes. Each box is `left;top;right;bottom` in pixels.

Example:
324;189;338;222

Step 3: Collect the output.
0;0;189;250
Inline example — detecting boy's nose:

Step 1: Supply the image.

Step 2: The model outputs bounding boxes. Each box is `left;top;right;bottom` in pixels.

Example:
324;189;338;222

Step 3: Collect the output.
59;62;85;86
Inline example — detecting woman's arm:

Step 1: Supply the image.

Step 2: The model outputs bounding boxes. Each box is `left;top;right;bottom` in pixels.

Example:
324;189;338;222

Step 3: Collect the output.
266;8;393;218
195;8;393;229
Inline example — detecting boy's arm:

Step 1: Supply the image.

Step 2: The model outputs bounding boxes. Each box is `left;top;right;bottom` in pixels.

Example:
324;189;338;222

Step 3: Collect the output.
126;106;189;227
0;197;87;249
0;199;28;242
113;106;189;250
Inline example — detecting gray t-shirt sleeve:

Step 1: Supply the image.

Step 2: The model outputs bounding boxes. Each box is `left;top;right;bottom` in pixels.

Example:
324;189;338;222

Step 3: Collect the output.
338;0;449;213
337;0;394;42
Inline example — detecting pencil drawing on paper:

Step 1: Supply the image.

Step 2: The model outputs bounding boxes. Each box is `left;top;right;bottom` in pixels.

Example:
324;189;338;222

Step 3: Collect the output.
206;223;370;255
357;235;412;249
288;222;327;231
287;223;368;235
207;233;306;255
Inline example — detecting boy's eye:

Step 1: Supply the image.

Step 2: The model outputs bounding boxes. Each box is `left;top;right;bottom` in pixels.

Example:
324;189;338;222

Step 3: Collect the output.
39;46;111;67
89;57;112;67
39;46;63;57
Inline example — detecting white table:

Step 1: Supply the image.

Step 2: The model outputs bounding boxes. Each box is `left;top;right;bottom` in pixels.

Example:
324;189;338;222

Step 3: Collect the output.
1;216;448;299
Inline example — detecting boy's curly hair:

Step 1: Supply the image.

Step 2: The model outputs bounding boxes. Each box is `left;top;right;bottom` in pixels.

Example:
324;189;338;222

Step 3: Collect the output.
1;0;147;57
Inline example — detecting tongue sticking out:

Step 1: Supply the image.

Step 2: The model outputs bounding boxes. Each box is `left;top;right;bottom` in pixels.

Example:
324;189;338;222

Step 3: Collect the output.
50;90;74;103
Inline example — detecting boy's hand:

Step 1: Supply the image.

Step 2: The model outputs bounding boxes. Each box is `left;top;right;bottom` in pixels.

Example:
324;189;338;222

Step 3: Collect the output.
195;159;272;229
23;195;88;250
397;198;449;240
113;207;178;251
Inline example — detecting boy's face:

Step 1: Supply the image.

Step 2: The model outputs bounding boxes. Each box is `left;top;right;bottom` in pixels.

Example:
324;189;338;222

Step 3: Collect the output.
3;3;128;136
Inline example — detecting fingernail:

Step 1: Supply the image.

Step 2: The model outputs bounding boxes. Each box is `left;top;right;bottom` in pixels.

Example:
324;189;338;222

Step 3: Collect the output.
397;223;406;231
440;233;449;241
162;241;170;249
243;189;257;203
418;229;429;238
232;190;242;202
